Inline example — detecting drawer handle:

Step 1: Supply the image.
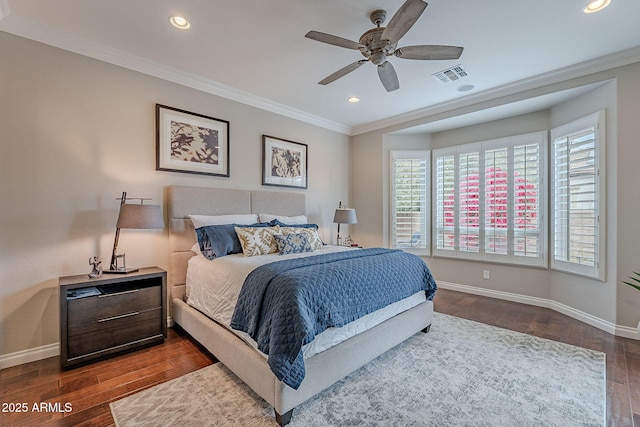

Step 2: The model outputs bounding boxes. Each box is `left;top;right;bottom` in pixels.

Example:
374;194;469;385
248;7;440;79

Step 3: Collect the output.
98;311;139;323
98;289;140;298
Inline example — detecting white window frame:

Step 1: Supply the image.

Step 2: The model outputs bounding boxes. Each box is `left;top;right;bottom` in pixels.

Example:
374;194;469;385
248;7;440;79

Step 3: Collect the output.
390;150;430;255
432;132;547;267
550;110;606;281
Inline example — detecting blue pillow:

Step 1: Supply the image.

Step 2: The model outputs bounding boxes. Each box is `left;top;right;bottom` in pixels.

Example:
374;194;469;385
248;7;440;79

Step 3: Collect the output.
273;233;313;255
196;222;268;260
267;219;319;230
195;227;216;260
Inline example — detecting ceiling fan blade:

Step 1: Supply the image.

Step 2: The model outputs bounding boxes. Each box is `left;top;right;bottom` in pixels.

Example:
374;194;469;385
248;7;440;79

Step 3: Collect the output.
377;62;400;92
305;31;365;50
380;0;428;44
318;60;368;85
395;45;464;60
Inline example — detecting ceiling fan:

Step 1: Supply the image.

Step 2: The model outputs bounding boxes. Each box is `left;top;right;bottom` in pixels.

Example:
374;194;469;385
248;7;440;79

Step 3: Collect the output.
305;0;463;92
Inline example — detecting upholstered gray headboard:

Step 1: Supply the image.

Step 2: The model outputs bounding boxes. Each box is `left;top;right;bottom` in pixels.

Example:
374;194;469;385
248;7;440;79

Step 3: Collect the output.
167;185;306;300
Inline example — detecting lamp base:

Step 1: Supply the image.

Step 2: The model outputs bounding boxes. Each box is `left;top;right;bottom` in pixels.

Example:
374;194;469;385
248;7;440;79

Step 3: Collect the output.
103;268;140;275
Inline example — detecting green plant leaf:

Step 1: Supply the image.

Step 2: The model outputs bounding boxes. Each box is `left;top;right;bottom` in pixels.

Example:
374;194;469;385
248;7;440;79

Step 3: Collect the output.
622;280;640;292
621;270;640;291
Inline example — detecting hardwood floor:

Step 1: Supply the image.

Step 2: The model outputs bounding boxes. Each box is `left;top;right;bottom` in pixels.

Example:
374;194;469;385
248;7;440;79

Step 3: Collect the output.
1;289;638;426
0;327;216;427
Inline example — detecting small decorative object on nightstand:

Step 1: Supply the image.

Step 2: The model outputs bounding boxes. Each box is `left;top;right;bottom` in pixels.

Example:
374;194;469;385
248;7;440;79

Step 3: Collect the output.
88;256;103;278
59;267;167;369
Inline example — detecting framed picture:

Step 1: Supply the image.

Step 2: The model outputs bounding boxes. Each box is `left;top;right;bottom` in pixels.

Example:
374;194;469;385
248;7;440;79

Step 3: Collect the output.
262;135;308;189
156;104;229;177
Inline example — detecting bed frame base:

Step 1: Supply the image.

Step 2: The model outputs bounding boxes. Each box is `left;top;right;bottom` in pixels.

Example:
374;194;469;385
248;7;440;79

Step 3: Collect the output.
172;297;433;425
166;185;435;425
275;409;293;426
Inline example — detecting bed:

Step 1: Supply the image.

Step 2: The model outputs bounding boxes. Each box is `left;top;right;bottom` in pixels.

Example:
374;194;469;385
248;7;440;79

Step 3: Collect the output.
167;185;435;425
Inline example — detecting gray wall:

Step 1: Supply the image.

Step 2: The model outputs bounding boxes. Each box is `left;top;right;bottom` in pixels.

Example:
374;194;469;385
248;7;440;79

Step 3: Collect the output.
352;64;640;329
0;32;350;360
2;28;639;363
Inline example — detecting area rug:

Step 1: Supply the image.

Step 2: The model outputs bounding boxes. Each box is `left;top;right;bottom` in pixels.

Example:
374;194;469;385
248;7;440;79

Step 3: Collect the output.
110;313;605;426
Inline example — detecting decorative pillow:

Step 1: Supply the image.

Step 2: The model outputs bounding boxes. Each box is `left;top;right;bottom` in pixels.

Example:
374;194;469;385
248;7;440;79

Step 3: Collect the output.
279;226;324;250
195;227;215;260
273;233;312;255
235;226;281;257
259;214;308;225
195;222;268;260
190;214;258;229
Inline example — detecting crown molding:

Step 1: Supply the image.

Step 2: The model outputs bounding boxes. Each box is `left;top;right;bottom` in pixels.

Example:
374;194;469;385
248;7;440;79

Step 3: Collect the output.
3;7;640;138
351;46;640;136
0;13;352;135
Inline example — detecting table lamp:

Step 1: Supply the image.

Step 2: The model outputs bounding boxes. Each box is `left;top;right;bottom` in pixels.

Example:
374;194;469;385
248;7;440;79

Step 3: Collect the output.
105;192;164;274
333;201;357;246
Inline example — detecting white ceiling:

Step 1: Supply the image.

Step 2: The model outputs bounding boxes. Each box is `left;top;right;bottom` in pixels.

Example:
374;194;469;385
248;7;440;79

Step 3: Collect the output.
2;0;640;135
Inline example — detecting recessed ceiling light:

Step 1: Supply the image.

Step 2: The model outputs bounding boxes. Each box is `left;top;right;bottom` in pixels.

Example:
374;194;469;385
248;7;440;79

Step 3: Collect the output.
347;96;360;103
457;84;475;92
583;0;611;13
170;16;191;29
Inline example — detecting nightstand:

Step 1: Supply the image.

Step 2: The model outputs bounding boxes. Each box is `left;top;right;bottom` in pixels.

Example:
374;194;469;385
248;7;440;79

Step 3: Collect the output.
59;267;167;369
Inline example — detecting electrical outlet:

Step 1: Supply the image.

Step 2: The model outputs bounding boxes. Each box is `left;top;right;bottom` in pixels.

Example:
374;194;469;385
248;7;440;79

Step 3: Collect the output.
483;270;490;280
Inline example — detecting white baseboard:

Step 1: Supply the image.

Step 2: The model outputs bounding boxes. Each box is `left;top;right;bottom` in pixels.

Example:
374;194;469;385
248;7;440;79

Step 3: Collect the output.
438;281;640;340
1;317;176;370
0;343;59;370
2;287;638;369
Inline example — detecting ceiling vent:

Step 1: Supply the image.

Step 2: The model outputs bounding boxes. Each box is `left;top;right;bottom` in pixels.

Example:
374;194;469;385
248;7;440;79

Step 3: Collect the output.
432;64;469;84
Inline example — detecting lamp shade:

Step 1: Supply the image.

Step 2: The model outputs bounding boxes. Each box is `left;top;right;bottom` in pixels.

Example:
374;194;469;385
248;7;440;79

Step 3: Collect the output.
333;208;357;224
116;204;164;229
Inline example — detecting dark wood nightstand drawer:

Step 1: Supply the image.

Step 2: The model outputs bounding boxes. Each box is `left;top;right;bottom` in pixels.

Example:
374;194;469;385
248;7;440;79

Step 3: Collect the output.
59;267;167;369
68;308;162;358
67;284;161;325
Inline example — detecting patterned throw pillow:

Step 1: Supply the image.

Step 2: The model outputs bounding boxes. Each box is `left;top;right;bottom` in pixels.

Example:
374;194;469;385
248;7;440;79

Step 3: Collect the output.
273;233;313;255
234;226;281;257
279;226;324;250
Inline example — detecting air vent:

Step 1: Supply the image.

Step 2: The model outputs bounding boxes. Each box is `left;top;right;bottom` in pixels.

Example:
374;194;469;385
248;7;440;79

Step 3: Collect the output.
432;64;469;84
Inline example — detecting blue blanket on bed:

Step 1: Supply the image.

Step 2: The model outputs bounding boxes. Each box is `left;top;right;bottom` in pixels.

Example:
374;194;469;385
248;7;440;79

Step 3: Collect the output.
229;248;437;389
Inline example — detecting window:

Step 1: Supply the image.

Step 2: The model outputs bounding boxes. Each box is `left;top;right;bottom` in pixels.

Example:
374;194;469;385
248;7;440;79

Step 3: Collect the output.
433;132;546;267
390;150;430;254
551;111;605;280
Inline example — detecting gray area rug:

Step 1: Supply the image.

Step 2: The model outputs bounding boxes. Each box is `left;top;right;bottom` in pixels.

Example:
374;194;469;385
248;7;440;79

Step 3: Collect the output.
110;313;605;426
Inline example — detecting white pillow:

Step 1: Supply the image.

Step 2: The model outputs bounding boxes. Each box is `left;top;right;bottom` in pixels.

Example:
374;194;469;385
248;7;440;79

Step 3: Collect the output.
189;214;259;229
191;242;202;255
258;213;308;225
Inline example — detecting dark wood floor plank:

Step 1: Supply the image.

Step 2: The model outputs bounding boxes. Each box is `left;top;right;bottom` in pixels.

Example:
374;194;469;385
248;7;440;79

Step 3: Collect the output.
1;288;635;427
608;380;634;427
626;352;640;421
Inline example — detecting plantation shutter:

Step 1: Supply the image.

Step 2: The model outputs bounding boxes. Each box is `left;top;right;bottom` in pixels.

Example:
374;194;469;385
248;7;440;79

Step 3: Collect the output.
484;147;509;256
512;143;542;258
390;150;429;254
458;151;480;253
551;111;605;280
435;154;455;252
433;132;546;266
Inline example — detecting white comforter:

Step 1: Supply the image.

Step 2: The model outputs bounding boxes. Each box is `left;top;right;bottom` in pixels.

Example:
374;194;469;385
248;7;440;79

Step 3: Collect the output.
186;245;426;358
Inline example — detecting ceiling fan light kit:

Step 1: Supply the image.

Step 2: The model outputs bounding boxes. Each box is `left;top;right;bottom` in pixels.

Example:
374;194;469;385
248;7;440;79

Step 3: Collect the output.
583;0;611;14
305;0;463;92
169;16;190;30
